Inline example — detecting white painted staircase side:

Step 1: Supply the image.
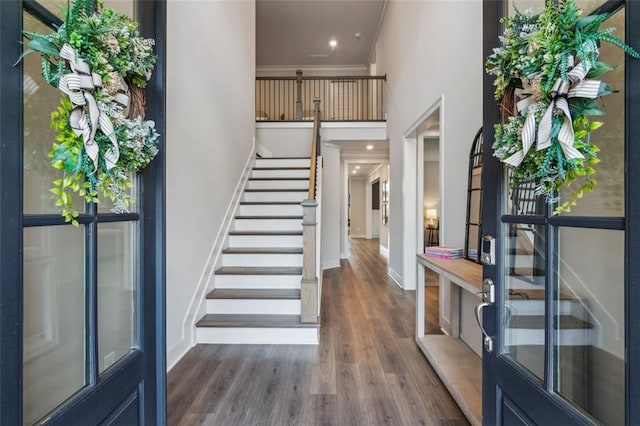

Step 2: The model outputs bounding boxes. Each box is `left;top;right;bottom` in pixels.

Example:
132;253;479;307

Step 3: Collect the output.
196;157;319;344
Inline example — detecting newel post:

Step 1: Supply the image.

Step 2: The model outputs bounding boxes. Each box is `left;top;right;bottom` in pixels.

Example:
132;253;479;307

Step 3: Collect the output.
295;69;303;120
301;199;318;323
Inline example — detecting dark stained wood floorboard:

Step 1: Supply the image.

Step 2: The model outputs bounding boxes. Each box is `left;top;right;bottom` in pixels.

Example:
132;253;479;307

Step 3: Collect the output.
167;238;469;425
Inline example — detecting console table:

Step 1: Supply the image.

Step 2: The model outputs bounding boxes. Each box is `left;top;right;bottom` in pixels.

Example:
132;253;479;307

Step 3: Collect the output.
416;254;483;426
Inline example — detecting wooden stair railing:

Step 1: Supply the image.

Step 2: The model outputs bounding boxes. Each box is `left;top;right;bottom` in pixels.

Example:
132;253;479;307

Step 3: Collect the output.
301;98;321;323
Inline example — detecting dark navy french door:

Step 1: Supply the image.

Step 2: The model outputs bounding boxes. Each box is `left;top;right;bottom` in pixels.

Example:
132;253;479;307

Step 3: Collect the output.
0;1;166;424
481;0;640;424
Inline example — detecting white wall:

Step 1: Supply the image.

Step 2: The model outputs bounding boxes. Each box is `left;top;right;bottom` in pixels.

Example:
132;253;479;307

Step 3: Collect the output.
349;178;367;238
166;0;255;369
256;123;312;157
375;0;483;280
321;144;341;269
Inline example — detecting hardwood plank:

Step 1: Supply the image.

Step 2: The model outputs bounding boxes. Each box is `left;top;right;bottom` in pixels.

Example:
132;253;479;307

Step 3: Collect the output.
309;320;337;395
168;238;469;426
307;395;338;426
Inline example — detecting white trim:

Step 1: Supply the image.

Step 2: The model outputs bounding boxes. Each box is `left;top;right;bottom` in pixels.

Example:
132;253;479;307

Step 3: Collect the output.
167;340;194;372
388;266;403;288
379;244;389;258
322;121;386;129
350;233;367;238
182;146;256;350
256;122;313;129
322;259;341;270
402;97;444;293
367;0;388;66
256;65;369;73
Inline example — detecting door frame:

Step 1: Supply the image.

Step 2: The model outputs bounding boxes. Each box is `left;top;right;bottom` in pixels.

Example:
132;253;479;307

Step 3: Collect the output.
481;0;640;423
402;96;444;292
0;0;166;423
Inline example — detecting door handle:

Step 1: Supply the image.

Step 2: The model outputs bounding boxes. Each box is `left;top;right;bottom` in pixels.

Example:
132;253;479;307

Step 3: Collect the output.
474;278;495;353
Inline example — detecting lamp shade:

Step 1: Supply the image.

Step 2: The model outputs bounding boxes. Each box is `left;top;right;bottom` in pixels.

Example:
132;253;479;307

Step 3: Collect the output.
426;209;438;220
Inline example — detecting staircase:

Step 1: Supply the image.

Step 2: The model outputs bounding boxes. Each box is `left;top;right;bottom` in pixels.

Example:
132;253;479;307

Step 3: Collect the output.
195;157;320;344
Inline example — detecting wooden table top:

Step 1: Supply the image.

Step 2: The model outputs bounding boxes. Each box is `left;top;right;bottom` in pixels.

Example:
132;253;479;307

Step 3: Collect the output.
417;255;483;292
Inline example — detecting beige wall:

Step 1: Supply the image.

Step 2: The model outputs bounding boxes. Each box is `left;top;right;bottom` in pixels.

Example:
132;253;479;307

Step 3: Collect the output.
166;0;256;368
374;0;483;279
349;178;367;238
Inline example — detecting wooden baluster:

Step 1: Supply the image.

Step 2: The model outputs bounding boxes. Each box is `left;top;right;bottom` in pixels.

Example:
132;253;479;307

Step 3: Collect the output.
295;69;303;121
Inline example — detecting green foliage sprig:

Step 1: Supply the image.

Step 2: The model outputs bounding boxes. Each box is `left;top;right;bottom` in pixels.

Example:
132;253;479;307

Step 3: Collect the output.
486;0;639;214
19;0;158;225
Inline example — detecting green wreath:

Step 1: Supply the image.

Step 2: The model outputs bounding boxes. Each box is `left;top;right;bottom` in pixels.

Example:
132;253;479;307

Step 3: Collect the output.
486;0;638;214
19;0;159;225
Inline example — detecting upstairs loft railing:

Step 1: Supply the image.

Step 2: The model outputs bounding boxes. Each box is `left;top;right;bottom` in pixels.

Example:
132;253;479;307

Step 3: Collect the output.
256;71;386;122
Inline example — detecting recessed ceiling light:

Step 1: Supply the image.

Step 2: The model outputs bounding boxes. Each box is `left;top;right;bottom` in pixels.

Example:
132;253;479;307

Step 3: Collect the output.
355;32;361;38
329;39;338;48
352;170;357;174
356;166;361;169
366;145;374;150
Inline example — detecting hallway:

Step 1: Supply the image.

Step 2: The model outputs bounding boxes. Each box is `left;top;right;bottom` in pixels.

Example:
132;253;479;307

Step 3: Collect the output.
167;238;468;425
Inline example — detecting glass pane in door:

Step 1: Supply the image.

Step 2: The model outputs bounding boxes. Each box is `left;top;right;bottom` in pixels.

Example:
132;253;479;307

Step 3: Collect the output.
23;226;85;425
502;223;546;381
554;228;624;425
559;9;625;217
23;14;84;215
98;221;138;373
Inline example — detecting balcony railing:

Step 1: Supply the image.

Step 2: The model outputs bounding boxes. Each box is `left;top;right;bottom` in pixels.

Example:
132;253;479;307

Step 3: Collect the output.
256;71;386;122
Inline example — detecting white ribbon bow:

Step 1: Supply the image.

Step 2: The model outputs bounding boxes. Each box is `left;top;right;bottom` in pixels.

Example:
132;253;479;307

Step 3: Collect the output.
58;44;127;171
504;56;602;167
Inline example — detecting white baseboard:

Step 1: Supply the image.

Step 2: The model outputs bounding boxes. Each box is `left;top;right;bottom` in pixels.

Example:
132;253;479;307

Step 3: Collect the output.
256;143;273;158
379;245;389;258
167;338;194;372
322;259;341;270
388;266;403;289
181;146;256;352
350;233;366;239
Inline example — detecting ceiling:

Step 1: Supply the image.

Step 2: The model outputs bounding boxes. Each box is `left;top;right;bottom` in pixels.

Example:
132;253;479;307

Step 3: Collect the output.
348;163;379;178
330;139;388;156
256;0;387;68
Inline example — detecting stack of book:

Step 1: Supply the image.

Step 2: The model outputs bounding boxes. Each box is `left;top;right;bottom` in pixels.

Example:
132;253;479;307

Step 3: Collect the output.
467;249;478;261
424;246;464;259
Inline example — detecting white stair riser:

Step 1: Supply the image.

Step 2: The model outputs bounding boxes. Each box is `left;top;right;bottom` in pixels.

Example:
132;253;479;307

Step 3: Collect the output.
228;235;303;248
247;180;309;190
239;204;303;216
206;299;300;315
251;169;309;179
255;159;311;168
196;327;318;345
215;274;302;289
234;218;302;232
505;328;591;346
243;192;307;202
508;299;579;316
222;253;303;267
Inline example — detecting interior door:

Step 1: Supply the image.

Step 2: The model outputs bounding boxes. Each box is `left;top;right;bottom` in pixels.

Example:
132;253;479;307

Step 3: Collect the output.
481;0;640;424
0;1;165;424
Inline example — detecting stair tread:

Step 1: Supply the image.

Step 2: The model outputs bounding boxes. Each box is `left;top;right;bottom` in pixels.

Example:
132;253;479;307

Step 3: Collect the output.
244;188;307;192
252;167;310;171
223;247;303;254
196;314;318;328
207;288;301;299
229;230;302;236
240;201;301;205
508;314;594;330
249;177;309;181
215;266;303;275
256;157;310;160
235;215;303;220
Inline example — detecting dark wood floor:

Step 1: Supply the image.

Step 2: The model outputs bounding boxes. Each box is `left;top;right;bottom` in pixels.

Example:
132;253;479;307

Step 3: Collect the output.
167;238;468;425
